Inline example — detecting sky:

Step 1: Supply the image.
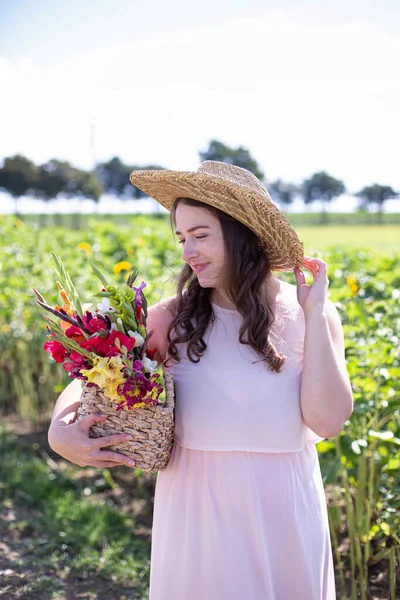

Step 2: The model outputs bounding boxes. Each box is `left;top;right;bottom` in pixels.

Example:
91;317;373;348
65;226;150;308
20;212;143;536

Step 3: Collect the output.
1;0;399;212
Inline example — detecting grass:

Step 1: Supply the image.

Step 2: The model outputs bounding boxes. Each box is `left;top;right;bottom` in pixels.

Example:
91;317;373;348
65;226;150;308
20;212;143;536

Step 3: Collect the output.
0;422;154;599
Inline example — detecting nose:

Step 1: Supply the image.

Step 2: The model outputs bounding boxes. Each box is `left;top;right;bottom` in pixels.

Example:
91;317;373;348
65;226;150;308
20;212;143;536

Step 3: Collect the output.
181;238;199;263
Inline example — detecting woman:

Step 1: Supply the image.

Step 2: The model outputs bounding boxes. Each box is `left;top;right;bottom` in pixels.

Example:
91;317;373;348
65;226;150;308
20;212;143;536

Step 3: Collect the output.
48;161;353;599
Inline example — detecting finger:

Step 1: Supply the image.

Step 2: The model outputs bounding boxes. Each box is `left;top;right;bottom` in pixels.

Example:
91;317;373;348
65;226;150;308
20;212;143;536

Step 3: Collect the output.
304;257;327;273
302;260;322;278
303;256;325;264
297;265;315;282
80;412;109;431
294;267;306;285
91;433;133;450
68;401;82;422
91;449;136;467
90;460;136;469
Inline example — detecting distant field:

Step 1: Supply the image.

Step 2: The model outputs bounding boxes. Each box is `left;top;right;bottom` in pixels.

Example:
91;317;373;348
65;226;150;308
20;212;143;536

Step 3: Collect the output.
296;225;400;252
16;211;400;227
8;213;400;253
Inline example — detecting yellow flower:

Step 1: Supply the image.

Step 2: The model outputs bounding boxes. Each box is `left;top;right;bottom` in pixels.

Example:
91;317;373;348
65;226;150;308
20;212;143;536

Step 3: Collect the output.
126;247;135;256
135;237;144;247
346;275;356;287
77;242;93;258
80;356;126;402
113;261;132;274
346;275;358;297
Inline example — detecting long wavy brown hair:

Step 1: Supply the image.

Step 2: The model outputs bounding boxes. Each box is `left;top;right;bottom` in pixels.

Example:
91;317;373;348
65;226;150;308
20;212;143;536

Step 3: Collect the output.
164;197;286;373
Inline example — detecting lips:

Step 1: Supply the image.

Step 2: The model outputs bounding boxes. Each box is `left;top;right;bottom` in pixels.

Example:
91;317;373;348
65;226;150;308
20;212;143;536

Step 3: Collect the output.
192;263;209;272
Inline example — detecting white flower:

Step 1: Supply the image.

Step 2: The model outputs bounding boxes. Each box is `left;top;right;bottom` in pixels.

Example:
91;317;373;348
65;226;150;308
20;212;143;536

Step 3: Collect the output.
142;356;158;373
128;330;145;348
97;298;114;313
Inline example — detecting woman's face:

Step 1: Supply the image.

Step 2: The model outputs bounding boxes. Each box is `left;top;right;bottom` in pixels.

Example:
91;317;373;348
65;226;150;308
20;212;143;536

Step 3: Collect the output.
175;203;227;291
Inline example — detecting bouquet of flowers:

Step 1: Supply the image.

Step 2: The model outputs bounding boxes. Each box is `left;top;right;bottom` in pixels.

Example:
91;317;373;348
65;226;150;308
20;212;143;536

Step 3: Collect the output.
34;252;175;473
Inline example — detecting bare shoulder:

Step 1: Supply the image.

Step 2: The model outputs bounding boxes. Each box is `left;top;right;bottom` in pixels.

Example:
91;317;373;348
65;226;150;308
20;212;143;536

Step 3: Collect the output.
146;296;177;365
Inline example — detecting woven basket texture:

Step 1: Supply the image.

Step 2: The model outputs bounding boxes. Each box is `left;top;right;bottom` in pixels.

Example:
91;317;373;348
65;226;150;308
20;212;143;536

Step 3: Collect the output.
76;369;175;473
130;161;304;272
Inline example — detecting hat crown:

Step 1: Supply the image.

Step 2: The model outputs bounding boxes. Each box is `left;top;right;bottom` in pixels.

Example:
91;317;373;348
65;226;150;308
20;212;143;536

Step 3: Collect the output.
198;161;269;198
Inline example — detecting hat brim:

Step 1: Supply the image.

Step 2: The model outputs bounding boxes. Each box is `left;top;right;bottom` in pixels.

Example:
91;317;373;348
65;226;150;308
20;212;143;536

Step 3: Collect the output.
130;169;304;272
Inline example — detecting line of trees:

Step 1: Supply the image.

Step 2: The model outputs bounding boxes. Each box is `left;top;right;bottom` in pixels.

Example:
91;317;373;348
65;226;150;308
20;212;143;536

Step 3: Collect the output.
0;139;398;223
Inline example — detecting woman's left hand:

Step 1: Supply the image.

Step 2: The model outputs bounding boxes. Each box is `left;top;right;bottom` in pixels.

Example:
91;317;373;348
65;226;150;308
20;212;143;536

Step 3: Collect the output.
294;257;329;314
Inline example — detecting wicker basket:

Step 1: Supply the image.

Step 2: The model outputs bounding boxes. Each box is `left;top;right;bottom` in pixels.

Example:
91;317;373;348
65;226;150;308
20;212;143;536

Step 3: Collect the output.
76;369;175;473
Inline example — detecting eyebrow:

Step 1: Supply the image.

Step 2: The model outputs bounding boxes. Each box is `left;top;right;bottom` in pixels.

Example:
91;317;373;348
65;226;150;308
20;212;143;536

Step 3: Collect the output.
175;225;211;235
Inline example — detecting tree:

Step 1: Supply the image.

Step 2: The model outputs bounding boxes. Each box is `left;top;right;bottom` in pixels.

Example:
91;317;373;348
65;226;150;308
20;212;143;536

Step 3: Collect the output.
0;154;38;215
268;179;298;208
95;157;132;197
36;159;102;203
96;157;165;205
301;171;346;224
355;184;399;223
199;139;265;180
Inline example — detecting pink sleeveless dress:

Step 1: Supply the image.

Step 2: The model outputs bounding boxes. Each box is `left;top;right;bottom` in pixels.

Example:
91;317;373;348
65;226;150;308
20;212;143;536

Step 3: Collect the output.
149;282;336;600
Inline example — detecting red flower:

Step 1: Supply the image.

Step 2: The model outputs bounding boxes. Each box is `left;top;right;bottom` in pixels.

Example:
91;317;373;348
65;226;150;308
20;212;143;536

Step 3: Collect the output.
81;335;116;357
79;330;136;358
65;325;86;343
62;351;90;379
83;312;108;333
44;340;68;363
108;330;136;353
146;347;158;361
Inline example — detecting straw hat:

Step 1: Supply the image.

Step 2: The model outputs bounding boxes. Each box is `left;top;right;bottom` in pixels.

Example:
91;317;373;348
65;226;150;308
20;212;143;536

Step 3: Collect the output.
130;161;304;271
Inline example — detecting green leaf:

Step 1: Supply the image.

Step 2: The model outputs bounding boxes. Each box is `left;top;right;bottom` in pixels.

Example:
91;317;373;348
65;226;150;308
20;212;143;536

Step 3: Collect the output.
51;251;84;318
89;261;109;287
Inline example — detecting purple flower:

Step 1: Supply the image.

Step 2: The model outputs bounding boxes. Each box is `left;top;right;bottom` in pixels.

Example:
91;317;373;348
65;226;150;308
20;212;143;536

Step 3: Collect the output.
133;281;146;307
132;359;143;372
117;372;155;409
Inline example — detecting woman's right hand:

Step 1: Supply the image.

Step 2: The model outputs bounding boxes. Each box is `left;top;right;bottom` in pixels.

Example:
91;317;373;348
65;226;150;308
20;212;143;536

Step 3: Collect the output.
48;401;136;469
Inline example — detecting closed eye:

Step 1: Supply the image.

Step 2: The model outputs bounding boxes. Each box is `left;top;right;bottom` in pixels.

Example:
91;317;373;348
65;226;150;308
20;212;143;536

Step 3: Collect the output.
177;235;207;244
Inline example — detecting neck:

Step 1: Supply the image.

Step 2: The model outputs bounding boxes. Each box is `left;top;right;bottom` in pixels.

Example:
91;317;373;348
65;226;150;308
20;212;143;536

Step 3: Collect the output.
211;276;281;310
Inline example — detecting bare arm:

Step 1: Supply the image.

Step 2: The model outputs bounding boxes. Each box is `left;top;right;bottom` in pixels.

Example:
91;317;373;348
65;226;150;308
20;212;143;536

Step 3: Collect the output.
50;379;82;422
300;300;353;438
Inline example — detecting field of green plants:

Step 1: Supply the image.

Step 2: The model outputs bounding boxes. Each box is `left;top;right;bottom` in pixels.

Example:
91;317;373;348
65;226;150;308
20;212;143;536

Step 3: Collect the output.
1;213;399;599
